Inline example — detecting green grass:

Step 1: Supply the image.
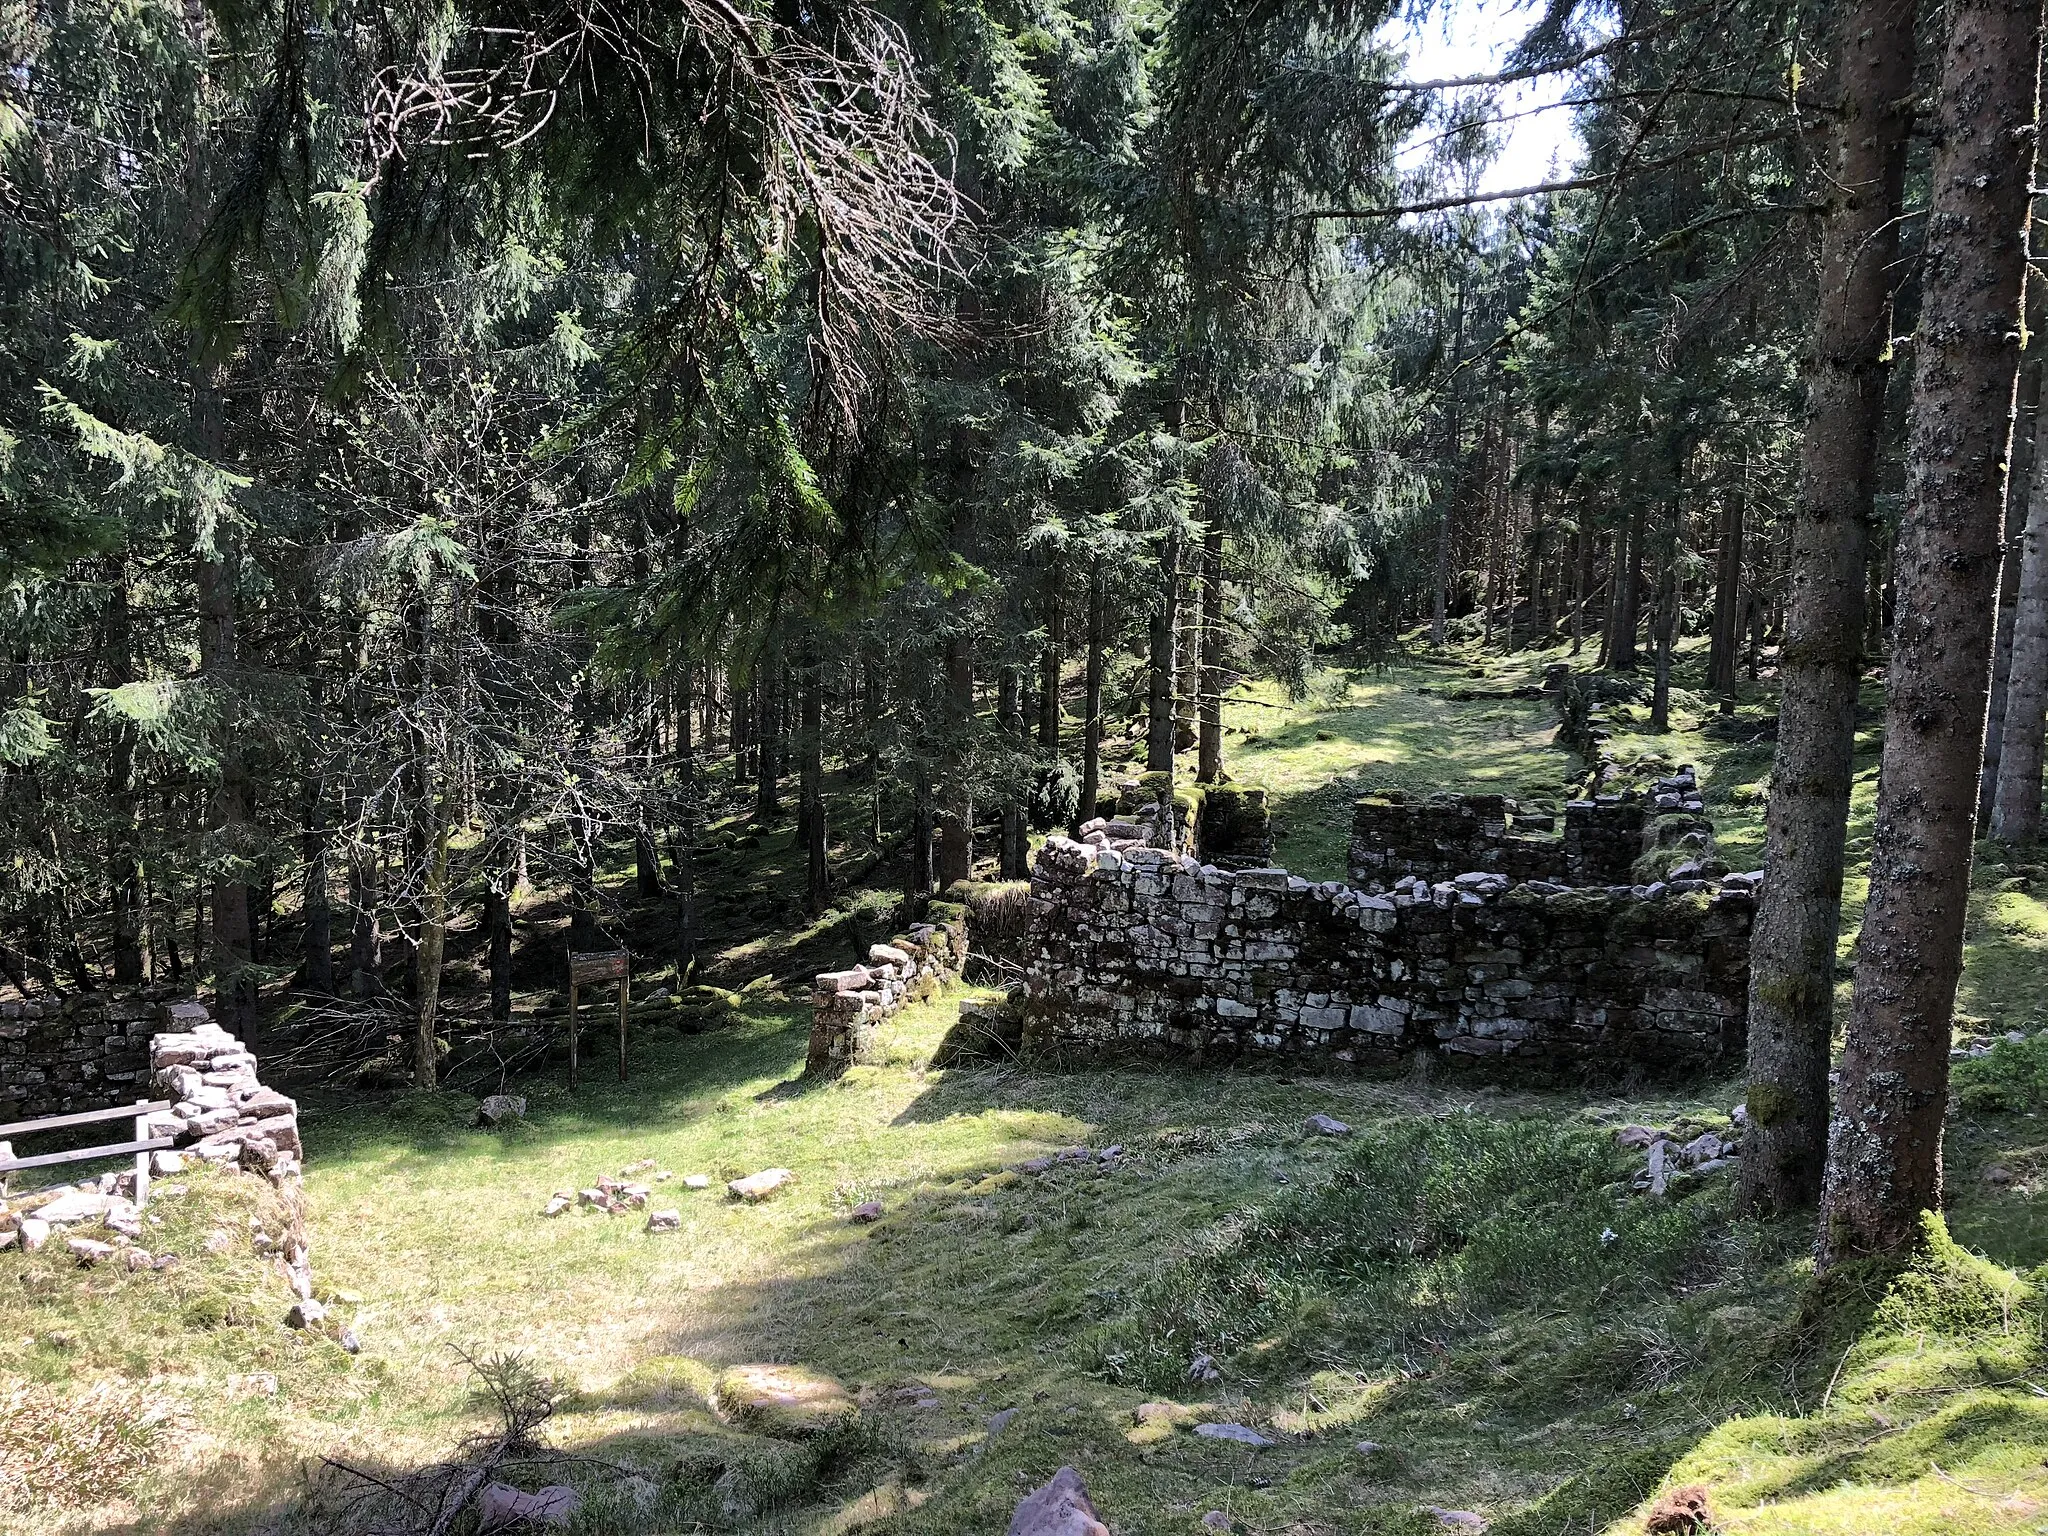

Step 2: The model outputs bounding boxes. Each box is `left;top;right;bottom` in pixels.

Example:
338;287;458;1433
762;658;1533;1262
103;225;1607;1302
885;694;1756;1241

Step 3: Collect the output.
10;641;2048;1534
1215;663;1574;878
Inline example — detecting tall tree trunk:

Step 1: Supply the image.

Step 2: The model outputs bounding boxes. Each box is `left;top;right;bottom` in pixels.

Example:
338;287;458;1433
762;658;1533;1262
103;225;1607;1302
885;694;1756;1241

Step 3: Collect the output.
1650;511;1678;732
908;764;935;897
1611;503;1644;669
1039;569;1064;754
1077;559;1106;834
998;665;1028;879
755;647;781;819
1983;358;2044;823
1147;533;1181;773
105;557;145;984
1742;0;1918;1217
1571;522;1593;657
1197;526;1227;783
1432;276;1469;649
1818;0;2039;1266
936;635;974;889
197;549;256;1032
802;649;829;912
484;878;512;1023
1993;398;2048;841
349;838;383;996
414;795;451;1088
301;775;332;993
1709;473;1748;696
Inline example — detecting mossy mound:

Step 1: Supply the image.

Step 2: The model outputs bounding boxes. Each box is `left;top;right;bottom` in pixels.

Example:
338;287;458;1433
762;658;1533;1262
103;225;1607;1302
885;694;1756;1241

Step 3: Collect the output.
712;1364;859;1438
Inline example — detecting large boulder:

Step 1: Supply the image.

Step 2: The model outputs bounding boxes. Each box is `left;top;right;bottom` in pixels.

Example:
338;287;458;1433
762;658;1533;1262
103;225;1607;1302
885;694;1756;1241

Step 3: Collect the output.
1008;1467;1109;1536
712;1363;857;1438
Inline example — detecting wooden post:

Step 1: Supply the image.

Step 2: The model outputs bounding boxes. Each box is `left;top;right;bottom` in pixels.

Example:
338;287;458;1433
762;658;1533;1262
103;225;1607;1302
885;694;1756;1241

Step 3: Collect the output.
132;1099;151;1210
567;976;579;1088
618;974;629;1082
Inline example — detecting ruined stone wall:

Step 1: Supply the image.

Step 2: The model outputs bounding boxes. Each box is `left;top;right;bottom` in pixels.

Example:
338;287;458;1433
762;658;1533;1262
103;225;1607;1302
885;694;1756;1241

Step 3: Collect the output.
805;907;969;1073
1019;837;1754;1077
1345;791;1649;889
0;986;181;1121
0;993;301;1174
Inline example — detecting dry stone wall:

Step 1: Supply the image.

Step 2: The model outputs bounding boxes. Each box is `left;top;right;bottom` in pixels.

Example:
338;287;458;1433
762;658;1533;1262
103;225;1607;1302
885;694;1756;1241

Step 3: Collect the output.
1346;791;1649;889
0;985;183;1122
144;1002;302;1178
1018;836;1755;1078
805;907;969;1073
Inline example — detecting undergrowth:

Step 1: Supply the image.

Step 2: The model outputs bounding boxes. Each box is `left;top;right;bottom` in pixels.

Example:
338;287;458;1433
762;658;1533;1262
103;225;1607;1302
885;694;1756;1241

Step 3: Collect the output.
1086;1116;1721;1391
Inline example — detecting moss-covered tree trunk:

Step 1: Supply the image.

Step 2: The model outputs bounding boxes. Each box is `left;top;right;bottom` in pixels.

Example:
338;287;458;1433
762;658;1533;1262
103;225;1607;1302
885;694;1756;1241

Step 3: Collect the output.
1739;0;1917;1217
1818;0;2039;1265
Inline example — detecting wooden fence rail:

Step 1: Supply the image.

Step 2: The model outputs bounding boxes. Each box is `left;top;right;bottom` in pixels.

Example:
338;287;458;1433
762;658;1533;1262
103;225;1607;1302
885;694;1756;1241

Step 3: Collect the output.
0;1098;175;1208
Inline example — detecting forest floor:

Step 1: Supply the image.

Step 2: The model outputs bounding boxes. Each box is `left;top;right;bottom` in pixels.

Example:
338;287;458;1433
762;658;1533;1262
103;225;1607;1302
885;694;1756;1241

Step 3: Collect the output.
8;640;2048;1535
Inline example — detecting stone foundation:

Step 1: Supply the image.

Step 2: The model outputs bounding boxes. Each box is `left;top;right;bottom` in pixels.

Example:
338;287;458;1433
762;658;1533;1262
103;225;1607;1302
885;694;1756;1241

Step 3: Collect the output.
1016;837;1754;1078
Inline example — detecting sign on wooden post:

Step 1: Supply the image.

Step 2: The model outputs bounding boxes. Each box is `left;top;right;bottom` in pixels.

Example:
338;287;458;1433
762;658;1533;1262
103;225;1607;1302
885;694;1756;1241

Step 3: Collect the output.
567;949;632;1086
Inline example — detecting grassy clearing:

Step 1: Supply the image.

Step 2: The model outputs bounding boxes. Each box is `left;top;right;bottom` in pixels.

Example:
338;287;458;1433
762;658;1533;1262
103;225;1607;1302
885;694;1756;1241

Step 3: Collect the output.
8;643;2048;1535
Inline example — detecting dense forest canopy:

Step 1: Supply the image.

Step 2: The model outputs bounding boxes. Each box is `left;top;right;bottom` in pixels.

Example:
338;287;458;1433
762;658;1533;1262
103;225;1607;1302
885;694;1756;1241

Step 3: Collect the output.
2;0;2045;1275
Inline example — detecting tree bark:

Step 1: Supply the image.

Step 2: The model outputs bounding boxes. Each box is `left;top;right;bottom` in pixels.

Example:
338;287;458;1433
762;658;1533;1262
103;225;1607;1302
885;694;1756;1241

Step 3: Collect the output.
1197;526;1226;783
754;646;781;819
801;650;830;912
1738;0;1919;1218
1709;473;1748;696
1818;0;2040;1265
1611;502;1643;669
936;635;974;889
301;774;332;993
1077;559;1106;834
1039;569;1064;754
1985;358;2045;825
1147;533;1181;772
414;797;451;1088
998;665;1029;879
104;557;145;984
1993;396;2048;841
908;764;935;897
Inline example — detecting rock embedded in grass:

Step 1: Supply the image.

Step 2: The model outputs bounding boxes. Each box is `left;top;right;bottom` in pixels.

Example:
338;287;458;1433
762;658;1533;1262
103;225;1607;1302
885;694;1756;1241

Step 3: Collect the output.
646;1210;680;1233
1007;1466;1108;1536
478;1482;580;1531
1420;1508;1487;1531
712;1363;857;1437
475;1094;526;1128
1304;1112;1352;1137
1193;1422;1274;1447
849;1200;883;1222
67;1237;115;1265
728;1168;795;1201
